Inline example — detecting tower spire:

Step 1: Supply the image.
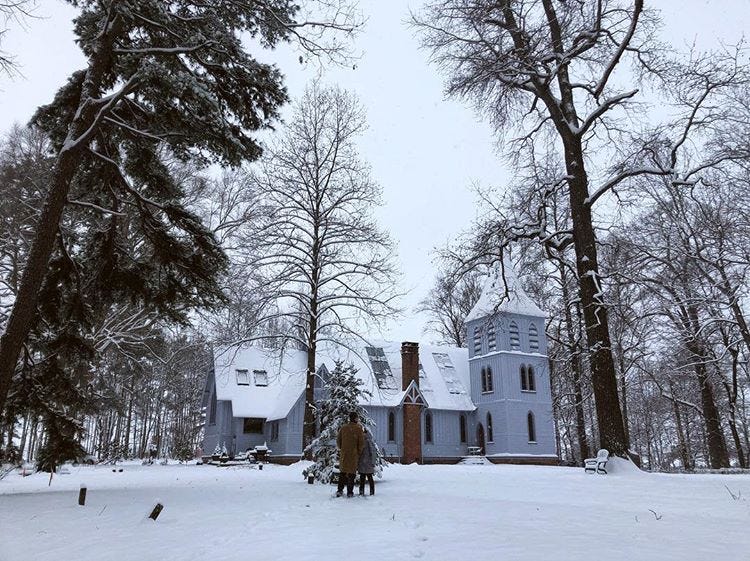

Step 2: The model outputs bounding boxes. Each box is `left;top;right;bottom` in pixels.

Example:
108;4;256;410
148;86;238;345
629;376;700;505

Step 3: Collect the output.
465;257;546;322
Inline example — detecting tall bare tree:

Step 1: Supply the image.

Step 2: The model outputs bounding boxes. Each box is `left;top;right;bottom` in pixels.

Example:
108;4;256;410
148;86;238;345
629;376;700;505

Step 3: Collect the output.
245;83;399;454
413;1;750;457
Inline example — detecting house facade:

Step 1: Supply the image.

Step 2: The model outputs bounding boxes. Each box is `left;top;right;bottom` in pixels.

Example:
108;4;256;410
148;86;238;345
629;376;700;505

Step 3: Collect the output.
202;261;557;464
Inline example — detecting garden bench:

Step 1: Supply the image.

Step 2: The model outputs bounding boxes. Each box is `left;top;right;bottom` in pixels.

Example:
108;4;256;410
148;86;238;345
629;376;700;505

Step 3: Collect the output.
584;449;609;474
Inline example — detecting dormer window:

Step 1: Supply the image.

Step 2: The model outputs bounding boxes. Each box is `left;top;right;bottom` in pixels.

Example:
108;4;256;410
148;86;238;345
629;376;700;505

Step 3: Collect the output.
529;323;539;351
253;369;268;386
509;321;520;350
236;369;249;385
487;321;496;352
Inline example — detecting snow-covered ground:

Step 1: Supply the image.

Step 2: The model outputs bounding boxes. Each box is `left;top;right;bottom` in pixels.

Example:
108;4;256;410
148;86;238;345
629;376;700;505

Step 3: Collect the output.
1;459;748;561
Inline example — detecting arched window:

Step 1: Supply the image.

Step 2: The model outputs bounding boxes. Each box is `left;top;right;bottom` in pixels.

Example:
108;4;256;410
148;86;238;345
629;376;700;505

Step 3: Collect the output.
388;411;395;442
460;414;467;443
481;367;487;393
473;326;482;354
528;366;536;392
487;413;494;443
486;366;493;392
509;321;520;350
527;411;536;442
425;412;433;443
529;323;539;351
520;365;528;391
487;321;496;352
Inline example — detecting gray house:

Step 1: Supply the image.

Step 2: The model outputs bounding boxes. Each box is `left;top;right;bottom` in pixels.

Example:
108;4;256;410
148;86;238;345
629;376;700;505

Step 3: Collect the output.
202;261;557;464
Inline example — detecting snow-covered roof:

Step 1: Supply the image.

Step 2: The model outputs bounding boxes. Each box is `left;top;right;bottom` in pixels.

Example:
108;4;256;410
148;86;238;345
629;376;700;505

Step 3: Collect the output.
213;346;308;420
212;340;475;420
320;341;475;412
465;259;546;322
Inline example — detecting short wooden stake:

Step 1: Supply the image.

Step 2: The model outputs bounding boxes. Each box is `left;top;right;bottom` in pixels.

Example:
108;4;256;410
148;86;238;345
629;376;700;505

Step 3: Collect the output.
78;484;87;506
307;475;314;484
149;502;164;521
259;464;263;471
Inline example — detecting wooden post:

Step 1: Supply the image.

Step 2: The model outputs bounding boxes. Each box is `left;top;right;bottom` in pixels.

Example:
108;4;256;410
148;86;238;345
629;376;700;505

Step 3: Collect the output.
78;484;87;506
307;475;314;484
148;502;164;521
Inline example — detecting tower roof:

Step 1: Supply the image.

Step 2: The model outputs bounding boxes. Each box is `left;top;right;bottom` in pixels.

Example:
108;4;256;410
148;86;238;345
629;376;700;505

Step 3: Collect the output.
465;259;546;322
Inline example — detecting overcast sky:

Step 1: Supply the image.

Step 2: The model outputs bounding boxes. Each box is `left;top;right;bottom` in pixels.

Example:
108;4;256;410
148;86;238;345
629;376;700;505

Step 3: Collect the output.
1;1;749;343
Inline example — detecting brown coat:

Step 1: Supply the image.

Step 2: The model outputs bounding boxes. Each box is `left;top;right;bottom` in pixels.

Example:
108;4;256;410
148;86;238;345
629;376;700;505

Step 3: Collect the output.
337;422;364;474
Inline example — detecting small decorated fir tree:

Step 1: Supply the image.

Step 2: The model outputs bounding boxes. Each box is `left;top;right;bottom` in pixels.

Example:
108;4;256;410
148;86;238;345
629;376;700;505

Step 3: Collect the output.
303;362;386;483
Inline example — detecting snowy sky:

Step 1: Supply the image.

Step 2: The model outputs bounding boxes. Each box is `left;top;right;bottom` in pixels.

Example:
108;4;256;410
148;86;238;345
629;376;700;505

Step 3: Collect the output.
1;1;749;343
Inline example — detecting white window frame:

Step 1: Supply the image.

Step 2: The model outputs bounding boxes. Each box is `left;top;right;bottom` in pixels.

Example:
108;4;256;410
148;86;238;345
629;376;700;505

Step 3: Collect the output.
236;369;250;385
253;369;269;386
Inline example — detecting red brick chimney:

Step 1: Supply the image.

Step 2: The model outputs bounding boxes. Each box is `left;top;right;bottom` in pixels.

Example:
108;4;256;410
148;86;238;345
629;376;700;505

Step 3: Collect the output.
401;341;422;464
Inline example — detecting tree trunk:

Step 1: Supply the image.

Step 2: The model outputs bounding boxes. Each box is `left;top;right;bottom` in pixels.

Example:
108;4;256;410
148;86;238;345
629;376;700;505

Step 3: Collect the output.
124;392;133;457
558;261;590;462
303;295;319;459
669;384;692;470
692;358;729;468
565;144;629;456
726;407;746;469
617;346;630;444
302;220;323;460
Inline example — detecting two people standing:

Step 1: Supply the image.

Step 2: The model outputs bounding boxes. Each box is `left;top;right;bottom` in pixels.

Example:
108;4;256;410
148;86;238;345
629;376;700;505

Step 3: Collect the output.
336;411;376;497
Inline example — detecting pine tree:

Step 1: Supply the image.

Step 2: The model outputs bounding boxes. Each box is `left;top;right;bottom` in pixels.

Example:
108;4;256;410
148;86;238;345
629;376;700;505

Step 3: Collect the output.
36;414;86;473
0;0;358;415
303;362;385;483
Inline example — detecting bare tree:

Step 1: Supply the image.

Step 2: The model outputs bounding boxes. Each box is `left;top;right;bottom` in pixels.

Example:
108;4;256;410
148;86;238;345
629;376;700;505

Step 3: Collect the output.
417;268;482;347
413;1;750;457
411;0;667;455
243;83;399;454
0;1;36;75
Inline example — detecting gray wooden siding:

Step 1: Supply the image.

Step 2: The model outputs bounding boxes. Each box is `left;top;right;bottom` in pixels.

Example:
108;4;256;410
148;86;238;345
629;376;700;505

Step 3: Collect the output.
422;409;469;458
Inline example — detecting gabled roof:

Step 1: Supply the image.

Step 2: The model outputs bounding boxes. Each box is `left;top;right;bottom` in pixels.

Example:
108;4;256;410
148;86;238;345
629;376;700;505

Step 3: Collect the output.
211;340;476;421
320;340;474;412
465;258;546;322
213;345;308;419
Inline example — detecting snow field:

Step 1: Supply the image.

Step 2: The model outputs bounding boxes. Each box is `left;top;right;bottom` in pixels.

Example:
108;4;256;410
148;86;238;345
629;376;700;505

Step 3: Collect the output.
1;459;748;561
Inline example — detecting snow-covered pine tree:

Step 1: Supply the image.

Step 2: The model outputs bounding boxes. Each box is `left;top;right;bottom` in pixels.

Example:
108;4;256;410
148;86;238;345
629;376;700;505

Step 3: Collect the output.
303;362;386;483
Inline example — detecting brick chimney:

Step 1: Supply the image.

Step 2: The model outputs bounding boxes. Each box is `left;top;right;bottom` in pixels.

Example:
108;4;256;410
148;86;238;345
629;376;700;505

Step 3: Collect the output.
401;341;422;464
401;341;419;390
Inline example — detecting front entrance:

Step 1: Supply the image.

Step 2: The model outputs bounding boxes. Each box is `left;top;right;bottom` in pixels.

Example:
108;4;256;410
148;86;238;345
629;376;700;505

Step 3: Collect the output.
476;423;485;455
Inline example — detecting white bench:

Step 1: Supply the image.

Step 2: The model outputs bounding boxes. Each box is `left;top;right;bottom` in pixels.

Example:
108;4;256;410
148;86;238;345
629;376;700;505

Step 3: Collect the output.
584;449;609;474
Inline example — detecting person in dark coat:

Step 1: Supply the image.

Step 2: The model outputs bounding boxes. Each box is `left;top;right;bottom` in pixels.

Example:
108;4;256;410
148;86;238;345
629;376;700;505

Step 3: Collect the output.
358;428;376;496
336;412;364;497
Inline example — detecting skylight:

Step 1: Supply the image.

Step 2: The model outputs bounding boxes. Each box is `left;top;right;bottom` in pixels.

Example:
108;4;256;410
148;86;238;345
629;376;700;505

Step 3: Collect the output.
365;346;397;389
432;353;466;395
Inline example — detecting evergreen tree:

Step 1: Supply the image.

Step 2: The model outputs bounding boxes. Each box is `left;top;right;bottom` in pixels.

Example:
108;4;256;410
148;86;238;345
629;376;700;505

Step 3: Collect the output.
303;362;385;483
0;0;357;415
36;414;86;473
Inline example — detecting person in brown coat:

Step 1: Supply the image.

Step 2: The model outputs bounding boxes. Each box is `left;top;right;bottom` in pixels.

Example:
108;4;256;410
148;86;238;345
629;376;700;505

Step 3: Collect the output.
336;411;364;497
